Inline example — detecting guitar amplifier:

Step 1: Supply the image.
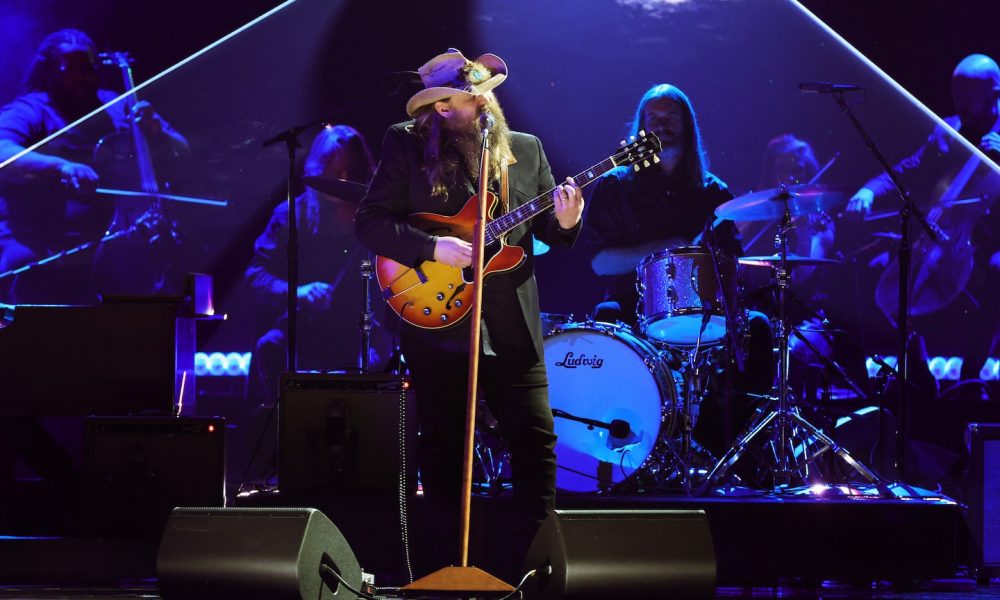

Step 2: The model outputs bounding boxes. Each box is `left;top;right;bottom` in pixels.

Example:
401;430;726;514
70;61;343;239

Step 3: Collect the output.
278;373;416;499
85;416;226;538
965;422;1000;580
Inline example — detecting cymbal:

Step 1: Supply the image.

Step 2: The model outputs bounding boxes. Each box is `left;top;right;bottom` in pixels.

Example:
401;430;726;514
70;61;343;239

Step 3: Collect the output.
302;176;368;203
739;253;840;267
715;184;847;221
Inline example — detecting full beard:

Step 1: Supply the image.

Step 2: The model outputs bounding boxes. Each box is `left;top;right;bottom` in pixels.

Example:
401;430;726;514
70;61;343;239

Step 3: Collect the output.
446;99;513;183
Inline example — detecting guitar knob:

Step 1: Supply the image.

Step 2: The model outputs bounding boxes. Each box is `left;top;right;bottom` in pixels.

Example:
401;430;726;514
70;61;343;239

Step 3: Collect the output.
440;314;448;322
436;292;445;301
423;307;431;316
454;299;463;308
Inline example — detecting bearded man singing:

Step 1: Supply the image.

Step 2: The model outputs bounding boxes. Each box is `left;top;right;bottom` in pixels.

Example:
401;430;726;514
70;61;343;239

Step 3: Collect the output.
355;48;583;578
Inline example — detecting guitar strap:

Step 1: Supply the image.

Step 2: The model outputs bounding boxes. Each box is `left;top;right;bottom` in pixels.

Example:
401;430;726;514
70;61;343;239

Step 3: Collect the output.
500;156;512;213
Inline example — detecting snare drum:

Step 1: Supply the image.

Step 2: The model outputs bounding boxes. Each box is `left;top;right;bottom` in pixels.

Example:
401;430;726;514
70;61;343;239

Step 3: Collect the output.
544;322;678;492
637;246;739;345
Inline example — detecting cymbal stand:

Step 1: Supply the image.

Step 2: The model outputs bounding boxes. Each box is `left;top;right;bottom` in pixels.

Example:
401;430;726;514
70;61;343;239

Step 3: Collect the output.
700;190;887;494
358;252;375;372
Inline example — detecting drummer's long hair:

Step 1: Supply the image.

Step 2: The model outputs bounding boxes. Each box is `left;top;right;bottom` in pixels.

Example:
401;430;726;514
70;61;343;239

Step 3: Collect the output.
629;84;708;189
20;29;97;94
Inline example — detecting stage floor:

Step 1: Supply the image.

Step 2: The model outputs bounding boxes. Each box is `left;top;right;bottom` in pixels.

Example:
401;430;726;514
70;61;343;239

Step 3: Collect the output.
0;481;986;599
1;581;999;599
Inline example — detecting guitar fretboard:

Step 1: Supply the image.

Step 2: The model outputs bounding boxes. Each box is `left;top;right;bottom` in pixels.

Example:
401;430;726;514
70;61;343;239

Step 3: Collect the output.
485;157;618;244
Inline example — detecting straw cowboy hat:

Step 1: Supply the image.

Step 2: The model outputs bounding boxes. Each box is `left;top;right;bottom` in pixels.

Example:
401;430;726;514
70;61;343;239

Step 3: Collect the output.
405;48;507;117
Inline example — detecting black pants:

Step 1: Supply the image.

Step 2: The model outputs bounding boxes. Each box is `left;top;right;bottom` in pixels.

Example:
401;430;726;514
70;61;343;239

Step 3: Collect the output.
401;335;556;576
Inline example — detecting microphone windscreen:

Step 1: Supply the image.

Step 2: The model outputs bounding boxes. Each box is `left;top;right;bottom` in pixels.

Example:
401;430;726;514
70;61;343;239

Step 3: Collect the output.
609;419;631;439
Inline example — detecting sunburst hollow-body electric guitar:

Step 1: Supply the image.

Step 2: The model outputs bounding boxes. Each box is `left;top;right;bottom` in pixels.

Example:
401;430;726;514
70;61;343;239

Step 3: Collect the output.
375;131;662;329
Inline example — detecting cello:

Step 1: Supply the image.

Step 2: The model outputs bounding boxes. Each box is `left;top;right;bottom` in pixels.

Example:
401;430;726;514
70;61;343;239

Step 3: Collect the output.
874;131;999;323
92;51;187;296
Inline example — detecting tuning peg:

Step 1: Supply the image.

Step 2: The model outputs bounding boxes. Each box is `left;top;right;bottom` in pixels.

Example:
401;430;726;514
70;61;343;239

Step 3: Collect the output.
620;140;626;147
643;159;650;168
639;130;646;137
652;155;660;164
629;135;636;142
633;164;640;172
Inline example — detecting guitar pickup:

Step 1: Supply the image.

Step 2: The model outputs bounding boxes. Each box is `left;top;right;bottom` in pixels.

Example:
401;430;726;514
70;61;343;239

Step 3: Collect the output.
385;264;429;299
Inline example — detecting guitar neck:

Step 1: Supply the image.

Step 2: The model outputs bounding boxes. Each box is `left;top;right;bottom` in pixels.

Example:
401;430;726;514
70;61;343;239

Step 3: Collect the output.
485;156;618;243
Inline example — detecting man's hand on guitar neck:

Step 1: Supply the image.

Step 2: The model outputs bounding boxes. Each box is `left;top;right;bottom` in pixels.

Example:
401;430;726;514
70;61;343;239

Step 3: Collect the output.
433;236;473;268
553;177;584;230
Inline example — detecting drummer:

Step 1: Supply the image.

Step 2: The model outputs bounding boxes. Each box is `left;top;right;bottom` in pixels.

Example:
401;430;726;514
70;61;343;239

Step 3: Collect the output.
582;83;742;328
582;85;773;455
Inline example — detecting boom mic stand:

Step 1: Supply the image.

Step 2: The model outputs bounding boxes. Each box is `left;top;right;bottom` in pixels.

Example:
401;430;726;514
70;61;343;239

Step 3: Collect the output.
262;85;410;378
819;88;940;481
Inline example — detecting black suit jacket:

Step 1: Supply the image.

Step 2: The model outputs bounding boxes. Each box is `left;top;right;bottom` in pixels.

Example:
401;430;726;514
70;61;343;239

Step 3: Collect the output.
355;121;579;361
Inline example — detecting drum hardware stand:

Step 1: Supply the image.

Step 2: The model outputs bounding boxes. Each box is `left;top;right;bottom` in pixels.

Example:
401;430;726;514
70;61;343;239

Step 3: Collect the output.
699;190;889;495
782;289;870;403
359;252;375;372
674;340;713;494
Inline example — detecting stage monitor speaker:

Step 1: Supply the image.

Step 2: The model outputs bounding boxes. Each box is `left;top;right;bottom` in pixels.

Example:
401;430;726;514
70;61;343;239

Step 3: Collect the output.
522;509;716;599
157;507;361;600
85;416;225;538
966;422;1000;581
279;373;416;498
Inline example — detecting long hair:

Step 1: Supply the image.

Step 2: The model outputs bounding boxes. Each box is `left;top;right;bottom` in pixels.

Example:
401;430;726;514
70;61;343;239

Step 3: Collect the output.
757;133;819;189
629;84;708;189
303;124;375;182
20;29;97;95
412;98;513;200
300;124;374;234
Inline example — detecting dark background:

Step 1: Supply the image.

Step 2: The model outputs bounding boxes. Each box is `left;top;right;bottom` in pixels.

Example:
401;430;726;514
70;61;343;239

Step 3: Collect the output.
1;0;995;365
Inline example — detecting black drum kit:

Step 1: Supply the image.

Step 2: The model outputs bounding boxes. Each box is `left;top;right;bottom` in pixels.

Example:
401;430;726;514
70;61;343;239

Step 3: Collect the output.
532;183;891;496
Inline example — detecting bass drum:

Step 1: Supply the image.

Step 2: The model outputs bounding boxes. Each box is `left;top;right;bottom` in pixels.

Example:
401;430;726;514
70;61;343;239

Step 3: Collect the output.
544;322;678;492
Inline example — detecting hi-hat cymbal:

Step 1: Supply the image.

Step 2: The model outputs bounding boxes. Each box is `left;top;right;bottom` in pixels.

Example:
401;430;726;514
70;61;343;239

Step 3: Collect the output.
302;176;368;203
715;184;847;221
739;253;840;267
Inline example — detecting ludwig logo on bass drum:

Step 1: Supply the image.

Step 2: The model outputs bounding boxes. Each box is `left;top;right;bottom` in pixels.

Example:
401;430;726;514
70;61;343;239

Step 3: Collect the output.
554;352;604;369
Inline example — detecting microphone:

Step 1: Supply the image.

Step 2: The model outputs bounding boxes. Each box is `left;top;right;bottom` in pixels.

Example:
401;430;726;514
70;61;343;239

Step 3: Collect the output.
799;82;862;94
551;408;631;439
479;109;496;131
608;419;631;439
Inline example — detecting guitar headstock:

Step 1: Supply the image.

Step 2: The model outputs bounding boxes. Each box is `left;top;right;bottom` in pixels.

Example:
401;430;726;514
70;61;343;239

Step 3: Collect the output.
612;130;663;172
